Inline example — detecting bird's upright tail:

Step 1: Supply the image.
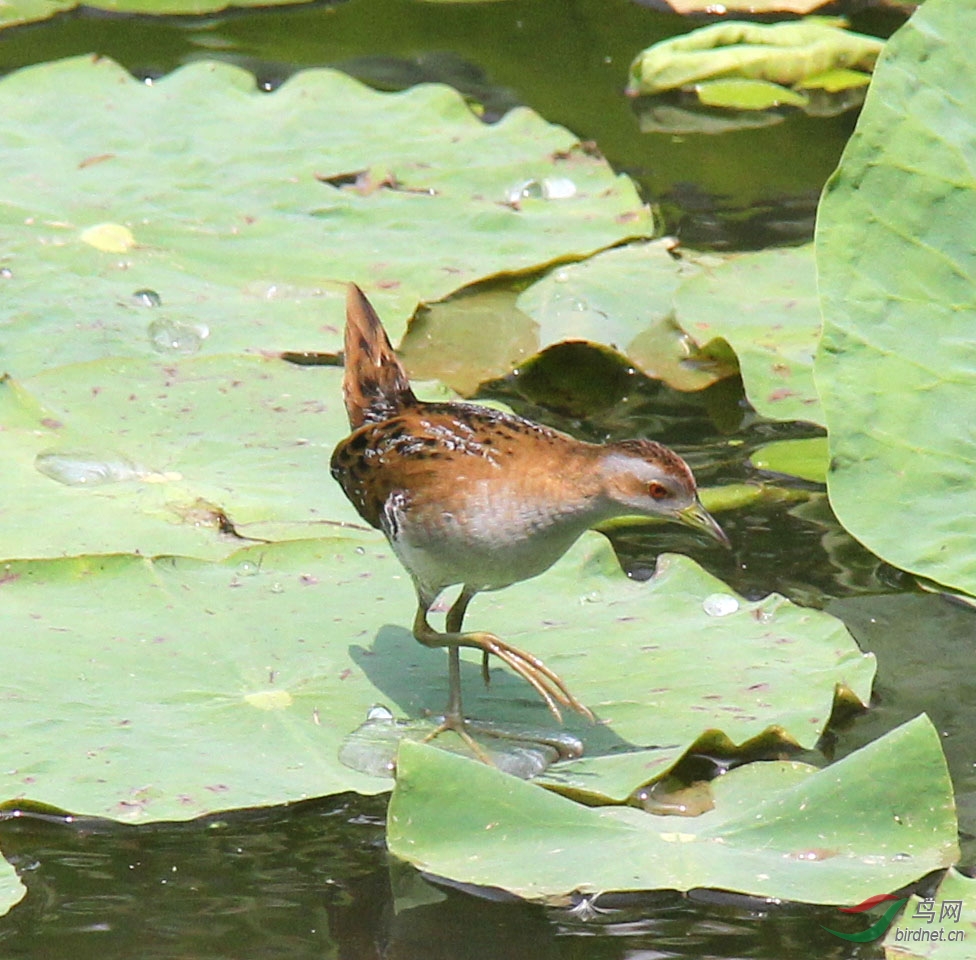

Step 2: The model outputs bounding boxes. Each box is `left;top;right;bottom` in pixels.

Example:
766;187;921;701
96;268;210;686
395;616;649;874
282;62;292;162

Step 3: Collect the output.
342;283;417;430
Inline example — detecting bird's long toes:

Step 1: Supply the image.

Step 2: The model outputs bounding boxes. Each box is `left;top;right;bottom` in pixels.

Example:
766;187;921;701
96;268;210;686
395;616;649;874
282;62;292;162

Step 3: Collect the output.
487;643;564;722
422;714;494;765
515;656;593;722
473;632;592;723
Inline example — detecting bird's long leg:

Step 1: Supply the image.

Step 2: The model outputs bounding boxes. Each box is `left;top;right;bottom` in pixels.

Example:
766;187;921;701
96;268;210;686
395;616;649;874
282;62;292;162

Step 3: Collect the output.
413;600;593;726
445;587;474;633
444;588;492;686
415;603;493;762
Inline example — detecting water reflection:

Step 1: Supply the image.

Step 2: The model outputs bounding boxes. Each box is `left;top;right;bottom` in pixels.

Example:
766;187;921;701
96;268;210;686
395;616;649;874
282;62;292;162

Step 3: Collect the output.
0;799;893;959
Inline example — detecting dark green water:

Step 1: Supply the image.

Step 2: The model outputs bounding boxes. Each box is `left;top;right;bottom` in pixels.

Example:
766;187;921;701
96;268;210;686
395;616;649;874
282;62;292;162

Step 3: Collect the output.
2;2;971;958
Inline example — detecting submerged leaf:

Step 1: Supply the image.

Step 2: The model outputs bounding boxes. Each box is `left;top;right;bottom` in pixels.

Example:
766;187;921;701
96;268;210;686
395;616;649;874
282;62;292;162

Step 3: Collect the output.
631;99;791;135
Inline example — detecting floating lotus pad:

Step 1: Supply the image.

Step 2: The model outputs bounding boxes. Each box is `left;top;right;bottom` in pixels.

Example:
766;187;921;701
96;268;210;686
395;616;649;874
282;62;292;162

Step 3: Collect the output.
516;241;823;422
0;56;650;379
750;437;829;484
0;0;317;32
0;533;874;822
627;20;882;101
388;715;958;905
0;357;358;562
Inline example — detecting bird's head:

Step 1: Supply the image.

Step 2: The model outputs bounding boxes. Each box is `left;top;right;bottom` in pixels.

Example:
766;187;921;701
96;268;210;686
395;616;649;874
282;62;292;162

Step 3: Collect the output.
598;439;729;547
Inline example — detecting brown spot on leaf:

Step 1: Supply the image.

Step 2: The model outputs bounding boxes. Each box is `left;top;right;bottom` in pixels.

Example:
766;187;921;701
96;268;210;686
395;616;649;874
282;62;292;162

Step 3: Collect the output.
78;153;115;169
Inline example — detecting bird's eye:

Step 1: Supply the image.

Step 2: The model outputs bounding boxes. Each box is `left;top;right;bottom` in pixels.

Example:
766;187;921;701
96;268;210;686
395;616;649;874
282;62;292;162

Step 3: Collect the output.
647;482;670;501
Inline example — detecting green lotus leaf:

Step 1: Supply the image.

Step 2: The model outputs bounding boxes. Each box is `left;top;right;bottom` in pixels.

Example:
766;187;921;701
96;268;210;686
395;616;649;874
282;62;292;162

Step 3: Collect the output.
516;242;822;421
673;245;824;423
0;56;650;380
0;0;316;31
0;531;873;822
0;357;358;562
750;437;828;483
0;538;390;821
466;540;875;752
815;0;976;596
627;20;882;97
387;715;958;904
883;869;976;959
695;78;808;111
516;241;732;392
0;854;24;920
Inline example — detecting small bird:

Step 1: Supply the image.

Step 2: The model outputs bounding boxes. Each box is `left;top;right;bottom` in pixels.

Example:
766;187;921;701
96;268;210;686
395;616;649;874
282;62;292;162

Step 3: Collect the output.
331;284;728;751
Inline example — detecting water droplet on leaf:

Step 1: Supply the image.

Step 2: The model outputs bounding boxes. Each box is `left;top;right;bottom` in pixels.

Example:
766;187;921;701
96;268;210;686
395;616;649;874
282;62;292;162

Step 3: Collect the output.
35;451;145;486
703;593;739;617
148;318;208;355
506;178;544;203
133;288;162;307
366;704;394;722
542;176;577;199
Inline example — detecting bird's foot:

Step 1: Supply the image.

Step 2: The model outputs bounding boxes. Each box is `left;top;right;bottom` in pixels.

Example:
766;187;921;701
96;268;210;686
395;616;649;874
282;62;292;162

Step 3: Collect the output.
422;712;584;770
421;712;495;765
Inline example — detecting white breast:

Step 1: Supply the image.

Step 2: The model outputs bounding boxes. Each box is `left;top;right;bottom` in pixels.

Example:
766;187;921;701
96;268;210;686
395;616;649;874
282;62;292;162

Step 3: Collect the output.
382;482;596;597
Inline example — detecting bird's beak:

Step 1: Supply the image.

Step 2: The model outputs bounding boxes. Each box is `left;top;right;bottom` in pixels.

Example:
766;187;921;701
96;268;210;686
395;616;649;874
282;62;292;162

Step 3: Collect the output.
678;499;731;549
